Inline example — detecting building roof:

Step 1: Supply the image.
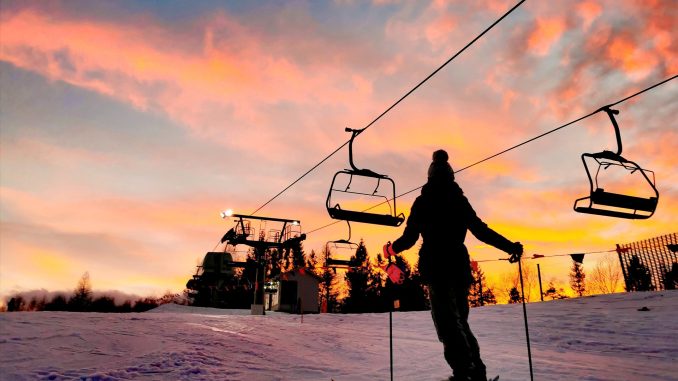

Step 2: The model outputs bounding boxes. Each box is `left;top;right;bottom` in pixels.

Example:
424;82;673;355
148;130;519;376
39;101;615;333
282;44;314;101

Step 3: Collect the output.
279;268;323;282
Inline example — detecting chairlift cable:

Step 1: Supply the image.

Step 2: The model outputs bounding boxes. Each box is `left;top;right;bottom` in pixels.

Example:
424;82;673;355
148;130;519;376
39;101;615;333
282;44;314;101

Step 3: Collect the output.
250;143;349;216
606;74;677;108
248;0;526;216
306;74;677;235
454;74;677;175
350;0;526;139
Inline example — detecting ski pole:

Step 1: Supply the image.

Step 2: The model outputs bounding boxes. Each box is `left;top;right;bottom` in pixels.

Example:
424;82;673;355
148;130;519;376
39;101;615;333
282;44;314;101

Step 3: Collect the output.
388;254;394;381
518;258;534;381
384;242;403;381
389;295;393;381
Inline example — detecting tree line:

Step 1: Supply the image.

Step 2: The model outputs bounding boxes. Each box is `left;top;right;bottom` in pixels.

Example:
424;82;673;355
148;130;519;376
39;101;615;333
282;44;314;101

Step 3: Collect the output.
514;253;675;303
3;272;182;313
6;246;672;313
188;240;499;313
566;253;677;299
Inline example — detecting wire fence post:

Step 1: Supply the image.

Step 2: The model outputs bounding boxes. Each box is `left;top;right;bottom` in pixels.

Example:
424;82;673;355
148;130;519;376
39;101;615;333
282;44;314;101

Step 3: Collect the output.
537;263;544;302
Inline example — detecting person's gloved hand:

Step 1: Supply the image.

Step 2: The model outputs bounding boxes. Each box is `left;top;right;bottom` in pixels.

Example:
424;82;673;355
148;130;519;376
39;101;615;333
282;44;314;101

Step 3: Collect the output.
385;263;405;285
508;241;523;263
383;242;396;259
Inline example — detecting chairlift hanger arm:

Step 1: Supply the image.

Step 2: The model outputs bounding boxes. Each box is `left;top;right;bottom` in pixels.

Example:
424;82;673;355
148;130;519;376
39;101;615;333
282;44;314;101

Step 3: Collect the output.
344;220;352;243
345;127;386;178
326;222;358;248
597;106;623;156
346;128;363;172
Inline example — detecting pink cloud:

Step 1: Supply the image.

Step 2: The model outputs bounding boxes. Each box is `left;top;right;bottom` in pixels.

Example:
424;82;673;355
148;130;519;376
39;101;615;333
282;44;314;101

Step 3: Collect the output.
0;8;379;159
425;14;458;49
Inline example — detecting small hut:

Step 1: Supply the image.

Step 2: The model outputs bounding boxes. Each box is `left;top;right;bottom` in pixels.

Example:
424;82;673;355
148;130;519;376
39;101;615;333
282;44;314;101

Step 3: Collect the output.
268;269;320;314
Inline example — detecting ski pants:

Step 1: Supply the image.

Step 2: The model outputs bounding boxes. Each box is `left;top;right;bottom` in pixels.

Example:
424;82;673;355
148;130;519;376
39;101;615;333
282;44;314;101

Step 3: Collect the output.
428;281;486;377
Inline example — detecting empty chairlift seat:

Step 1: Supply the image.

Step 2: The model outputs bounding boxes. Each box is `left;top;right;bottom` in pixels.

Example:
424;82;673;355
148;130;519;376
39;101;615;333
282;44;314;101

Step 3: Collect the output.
324;236;359;271
326;170;405;226
573;107;659;219
326;128;405;227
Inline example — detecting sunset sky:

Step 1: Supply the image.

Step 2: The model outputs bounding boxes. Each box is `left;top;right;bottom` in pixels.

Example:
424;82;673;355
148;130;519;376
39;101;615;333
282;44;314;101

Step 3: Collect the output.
1;0;676;301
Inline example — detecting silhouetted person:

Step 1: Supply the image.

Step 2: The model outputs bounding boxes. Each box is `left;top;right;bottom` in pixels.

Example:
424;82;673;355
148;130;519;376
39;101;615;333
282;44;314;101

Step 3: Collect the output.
384;150;522;381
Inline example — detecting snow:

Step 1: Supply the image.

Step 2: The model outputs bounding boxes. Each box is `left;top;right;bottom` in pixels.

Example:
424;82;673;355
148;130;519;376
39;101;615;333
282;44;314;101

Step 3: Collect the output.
1;291;677;381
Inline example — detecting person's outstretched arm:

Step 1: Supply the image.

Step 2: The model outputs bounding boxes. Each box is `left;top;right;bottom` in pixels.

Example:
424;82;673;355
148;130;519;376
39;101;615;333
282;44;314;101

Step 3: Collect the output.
464;197;522;256
390;199;422;254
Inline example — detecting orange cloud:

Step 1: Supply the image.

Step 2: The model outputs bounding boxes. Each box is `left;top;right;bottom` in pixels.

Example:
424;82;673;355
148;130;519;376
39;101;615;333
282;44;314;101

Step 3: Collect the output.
606;35;659;80
635;130;678;174
576;1;602;31
645;19;677;73
527;17;567;56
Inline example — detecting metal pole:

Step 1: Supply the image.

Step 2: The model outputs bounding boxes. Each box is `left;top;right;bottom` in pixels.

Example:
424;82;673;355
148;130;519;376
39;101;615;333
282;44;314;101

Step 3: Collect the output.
537;263;544;302
253;266;259;306
386;255;394;381
389;299;393;381
388;256;394;381
518;259;534;381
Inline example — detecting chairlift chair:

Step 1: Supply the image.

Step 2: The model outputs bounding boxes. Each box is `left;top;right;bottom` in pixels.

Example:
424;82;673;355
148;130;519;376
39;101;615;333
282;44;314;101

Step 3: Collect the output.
573;107;659;219
325;239;359;270
324;222;360;271
326;128;405;226
222;214;306;248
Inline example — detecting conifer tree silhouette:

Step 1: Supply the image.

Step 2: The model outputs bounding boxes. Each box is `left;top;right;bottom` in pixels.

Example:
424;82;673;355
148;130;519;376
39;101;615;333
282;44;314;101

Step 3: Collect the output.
569;262;586;297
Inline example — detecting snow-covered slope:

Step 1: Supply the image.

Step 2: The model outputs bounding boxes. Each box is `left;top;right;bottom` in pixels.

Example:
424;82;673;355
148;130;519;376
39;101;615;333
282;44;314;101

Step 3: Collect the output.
1;291;677;381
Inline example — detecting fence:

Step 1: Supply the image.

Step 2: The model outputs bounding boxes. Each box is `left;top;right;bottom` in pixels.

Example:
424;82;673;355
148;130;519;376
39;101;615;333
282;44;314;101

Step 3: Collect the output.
617;232;677;291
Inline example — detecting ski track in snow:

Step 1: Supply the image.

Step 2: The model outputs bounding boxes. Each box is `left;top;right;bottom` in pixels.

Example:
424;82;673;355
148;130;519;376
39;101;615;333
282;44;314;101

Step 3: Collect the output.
1;291;677;381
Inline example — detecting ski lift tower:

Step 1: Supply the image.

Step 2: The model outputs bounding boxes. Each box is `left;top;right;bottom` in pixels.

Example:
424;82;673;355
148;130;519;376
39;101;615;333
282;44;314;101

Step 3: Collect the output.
220;212;306;315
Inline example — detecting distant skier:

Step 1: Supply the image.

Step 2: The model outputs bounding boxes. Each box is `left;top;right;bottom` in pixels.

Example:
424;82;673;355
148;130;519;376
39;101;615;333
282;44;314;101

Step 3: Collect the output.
383;150;522;381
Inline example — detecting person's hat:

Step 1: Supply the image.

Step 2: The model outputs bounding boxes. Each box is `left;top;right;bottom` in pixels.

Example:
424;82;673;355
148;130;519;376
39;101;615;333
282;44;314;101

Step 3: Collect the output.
427;149;454;179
